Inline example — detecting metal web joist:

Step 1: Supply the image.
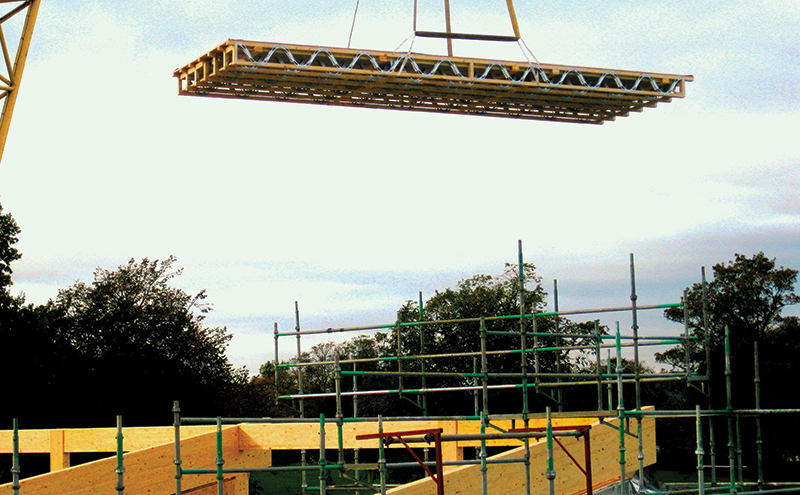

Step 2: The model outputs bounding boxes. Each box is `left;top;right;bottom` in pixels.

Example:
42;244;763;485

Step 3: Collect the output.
173;40;693;124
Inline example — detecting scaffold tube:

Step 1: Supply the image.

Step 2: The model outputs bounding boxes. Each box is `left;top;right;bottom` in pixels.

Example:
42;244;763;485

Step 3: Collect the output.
519;240;531;495
378;416;387;495
278;375;689;401
725;325;736;494
12;418;20;495
319;414;327;495
274;303;682;337
701;267;717;487
696;405;705;495
480;412;488;495
616;323;627;495
116;415;125;494
385;430;582;443
278;338;688;369
546;407;556;495
215;417;224;495
173;401;182;495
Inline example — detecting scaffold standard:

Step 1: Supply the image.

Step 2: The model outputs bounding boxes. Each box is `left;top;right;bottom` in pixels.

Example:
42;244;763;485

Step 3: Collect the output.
174;39;693;124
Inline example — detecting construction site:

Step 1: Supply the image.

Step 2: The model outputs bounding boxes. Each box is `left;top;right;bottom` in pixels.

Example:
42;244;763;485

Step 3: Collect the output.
3;243;800;494
2;0;799;494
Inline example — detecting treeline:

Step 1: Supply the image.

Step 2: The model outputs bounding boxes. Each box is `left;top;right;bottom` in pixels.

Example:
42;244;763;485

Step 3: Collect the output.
0;204;276;429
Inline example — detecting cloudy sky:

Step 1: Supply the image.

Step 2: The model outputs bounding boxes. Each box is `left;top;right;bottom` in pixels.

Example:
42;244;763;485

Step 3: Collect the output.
2;0;798;373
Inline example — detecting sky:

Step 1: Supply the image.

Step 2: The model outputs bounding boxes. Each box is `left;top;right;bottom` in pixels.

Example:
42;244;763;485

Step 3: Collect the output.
1;0;799;374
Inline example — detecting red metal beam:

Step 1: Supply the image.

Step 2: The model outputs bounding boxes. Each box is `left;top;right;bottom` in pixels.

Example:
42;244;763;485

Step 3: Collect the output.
356;428;444;495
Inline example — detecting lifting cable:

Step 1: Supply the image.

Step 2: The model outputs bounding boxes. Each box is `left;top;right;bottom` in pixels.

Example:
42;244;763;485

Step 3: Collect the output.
347;0;361;48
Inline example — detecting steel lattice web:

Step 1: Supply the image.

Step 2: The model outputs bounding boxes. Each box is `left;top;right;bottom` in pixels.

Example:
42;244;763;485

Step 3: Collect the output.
174;40;693;124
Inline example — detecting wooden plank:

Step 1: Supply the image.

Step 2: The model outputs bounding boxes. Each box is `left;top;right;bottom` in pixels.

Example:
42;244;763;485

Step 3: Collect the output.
1;413;654;494
63;425;217;453
0;428;50;453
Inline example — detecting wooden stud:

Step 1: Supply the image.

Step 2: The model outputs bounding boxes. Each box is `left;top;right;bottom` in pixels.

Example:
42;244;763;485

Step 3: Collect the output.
49;430;70;471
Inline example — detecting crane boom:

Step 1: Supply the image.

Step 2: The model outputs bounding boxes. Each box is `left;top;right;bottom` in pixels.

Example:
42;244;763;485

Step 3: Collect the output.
0;0;41;164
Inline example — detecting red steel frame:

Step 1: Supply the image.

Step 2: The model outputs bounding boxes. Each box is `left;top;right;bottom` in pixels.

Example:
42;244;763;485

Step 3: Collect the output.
356;428;445;495
509;426;594;495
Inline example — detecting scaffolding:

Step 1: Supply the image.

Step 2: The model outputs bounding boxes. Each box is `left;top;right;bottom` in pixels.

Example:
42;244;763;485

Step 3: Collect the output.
259;242;800;495
5;245;800;494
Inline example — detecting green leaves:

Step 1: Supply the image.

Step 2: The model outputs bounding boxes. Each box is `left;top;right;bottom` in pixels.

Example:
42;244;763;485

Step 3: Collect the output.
0;202;21;291
660;252;799;371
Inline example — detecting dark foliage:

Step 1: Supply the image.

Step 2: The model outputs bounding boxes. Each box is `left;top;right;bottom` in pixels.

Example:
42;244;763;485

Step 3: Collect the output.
656;253;800;478
0;204;258;429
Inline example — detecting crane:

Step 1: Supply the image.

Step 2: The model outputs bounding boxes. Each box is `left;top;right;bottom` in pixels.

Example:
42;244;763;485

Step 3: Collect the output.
0;0;41;164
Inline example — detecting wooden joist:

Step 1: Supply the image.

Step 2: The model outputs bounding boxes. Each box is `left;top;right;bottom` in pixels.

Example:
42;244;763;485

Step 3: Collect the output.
173;39;693;124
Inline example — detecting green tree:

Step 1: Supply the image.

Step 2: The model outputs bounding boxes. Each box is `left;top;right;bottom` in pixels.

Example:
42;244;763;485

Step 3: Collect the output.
0;203;83;433
658;252;799;373
229;362;297;419
268;263;604;418
0;201;21;303
51;256;245;425
656;252;800;476
391;263;602;414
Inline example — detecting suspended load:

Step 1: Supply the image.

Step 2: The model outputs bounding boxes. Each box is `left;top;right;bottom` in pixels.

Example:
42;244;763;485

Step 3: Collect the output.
174;3;692;124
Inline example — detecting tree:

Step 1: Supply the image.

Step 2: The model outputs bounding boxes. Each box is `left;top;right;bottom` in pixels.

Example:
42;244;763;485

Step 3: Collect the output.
0;201;21;303
658;252;799;373
1;205;253;432
0;204;88;434
228;363;297;419
265;263;605;418
48;256;245;426
391;263;603;414
656;252;800;476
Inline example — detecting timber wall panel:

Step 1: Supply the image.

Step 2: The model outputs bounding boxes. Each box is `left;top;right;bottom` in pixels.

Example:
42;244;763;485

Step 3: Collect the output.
0;426;270;494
